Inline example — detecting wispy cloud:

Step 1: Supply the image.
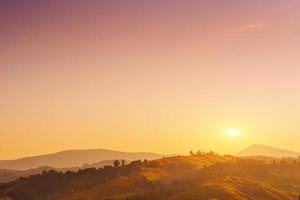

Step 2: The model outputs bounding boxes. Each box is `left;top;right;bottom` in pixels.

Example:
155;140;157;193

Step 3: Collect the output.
232;23;265;33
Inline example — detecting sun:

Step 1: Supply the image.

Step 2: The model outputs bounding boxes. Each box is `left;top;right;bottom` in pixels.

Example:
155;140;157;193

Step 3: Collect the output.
225;128;240;138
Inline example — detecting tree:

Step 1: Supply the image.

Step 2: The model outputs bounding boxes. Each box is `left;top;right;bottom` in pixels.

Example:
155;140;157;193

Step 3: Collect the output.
196;150;204;156
121;160;125;166
113;160;120;167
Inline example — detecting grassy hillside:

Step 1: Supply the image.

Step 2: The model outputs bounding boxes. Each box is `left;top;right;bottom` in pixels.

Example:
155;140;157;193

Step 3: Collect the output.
0;153;300;200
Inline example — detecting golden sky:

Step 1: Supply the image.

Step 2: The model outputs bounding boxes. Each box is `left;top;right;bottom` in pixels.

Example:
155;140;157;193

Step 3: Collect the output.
1;1;300;159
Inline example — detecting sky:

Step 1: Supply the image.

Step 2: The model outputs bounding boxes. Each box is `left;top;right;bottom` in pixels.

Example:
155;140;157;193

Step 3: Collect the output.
1;0;300;159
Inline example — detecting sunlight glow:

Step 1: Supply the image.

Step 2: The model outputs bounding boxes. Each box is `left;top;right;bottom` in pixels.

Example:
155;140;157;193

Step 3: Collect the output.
225;128;240;138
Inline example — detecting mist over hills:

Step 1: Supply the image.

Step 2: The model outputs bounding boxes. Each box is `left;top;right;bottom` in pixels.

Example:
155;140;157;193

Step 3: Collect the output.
0;160;130;183
1;144;300;186
1;144;299;171
237;144;300;158
0;149;164;170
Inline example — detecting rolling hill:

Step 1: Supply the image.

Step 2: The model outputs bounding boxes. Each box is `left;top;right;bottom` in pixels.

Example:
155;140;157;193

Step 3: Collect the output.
0;160;131;183
0;149;164;170
1;153;300;200
237;144;300;158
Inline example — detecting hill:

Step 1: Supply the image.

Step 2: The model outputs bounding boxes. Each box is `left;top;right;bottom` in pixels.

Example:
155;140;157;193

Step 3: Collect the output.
1;153;300;200
237;144;300;158
0;160;131;183
0;149;164;170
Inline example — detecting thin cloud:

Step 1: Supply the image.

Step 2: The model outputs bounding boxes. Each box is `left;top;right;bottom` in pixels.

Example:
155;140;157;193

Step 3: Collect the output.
232;23;265;33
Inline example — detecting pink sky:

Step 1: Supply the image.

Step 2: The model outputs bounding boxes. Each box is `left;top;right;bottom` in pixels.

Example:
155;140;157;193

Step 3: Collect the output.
1;1;300;159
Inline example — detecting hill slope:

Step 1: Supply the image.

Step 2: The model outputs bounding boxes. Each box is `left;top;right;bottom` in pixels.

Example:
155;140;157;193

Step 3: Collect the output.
0;149;164;170
237;144;300;158
0;160;130;183
1;154;300;200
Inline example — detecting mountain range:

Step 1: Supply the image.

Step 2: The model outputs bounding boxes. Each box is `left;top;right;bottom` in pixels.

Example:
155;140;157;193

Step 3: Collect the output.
1;144;298;171
237;144;300;158
0;149;164;170
0;145;299;184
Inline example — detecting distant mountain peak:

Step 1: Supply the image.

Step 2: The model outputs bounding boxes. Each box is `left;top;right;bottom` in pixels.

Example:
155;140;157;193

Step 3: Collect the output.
0;148;165;170
237;144;299;158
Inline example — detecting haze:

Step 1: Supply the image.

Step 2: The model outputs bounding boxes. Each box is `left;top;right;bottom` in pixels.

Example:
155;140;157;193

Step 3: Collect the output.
1;0;300;159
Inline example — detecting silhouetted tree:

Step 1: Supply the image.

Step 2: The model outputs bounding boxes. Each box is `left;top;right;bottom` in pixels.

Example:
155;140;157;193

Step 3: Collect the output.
208;150;217;155
113;160;120;167
121;160;125;166
196;150;205;156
